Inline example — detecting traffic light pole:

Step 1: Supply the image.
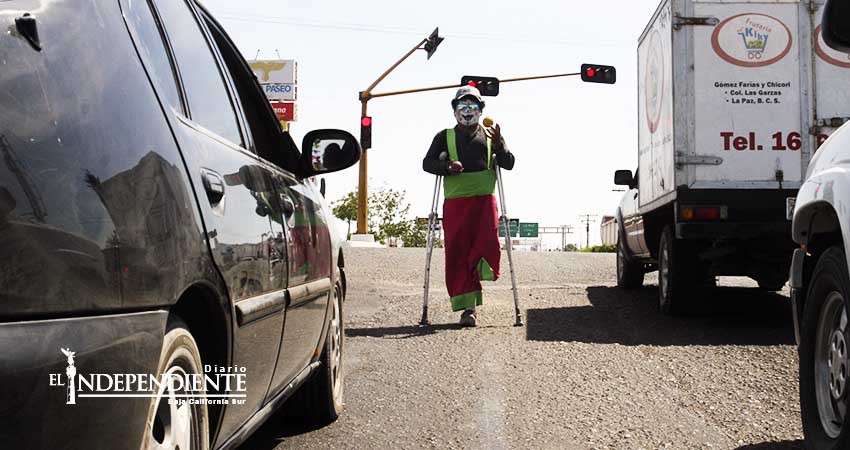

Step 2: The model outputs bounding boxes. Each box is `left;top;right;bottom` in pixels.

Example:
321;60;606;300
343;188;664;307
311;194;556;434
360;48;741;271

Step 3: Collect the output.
356;36;435;235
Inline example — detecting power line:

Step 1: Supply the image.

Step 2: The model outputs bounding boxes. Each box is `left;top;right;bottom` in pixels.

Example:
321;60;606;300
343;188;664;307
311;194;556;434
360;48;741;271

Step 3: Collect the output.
215;13;629;48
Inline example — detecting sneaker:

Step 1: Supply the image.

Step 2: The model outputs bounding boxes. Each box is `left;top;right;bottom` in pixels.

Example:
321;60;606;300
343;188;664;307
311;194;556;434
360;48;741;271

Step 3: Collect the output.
459;308;477;327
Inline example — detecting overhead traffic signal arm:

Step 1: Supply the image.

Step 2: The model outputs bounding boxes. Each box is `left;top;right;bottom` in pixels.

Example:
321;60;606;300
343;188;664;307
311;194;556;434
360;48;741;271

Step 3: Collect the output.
581;64;616;84
461;76;500;96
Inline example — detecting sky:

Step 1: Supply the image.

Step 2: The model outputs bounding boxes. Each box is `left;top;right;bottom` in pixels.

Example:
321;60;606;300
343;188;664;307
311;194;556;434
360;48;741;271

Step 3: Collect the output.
203;0;663;248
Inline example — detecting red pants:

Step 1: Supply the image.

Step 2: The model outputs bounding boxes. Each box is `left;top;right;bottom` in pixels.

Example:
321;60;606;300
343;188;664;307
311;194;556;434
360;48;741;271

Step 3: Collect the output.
443;194;501;311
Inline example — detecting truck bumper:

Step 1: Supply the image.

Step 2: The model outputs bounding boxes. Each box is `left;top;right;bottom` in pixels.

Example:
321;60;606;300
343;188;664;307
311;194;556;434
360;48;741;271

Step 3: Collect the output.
0;311;167;449
676;222;791;240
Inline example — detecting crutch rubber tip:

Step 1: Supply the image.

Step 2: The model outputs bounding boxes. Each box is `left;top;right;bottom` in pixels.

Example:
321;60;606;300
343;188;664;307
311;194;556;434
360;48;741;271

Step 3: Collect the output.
419;319;430;327
514;316;524;327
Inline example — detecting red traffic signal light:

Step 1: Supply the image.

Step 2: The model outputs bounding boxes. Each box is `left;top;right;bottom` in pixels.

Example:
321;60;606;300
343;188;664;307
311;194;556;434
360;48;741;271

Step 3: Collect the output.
360;116;372;150
460;75;499;96
581;64;616;84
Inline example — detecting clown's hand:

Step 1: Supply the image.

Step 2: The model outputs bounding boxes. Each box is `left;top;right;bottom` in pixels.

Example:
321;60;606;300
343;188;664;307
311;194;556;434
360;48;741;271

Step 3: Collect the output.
485;124;504;153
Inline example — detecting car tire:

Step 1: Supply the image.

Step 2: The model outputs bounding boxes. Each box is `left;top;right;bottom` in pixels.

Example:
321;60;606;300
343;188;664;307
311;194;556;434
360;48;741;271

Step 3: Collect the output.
616;236;644;289
292;281;345;426
140;317;209;450
658;226;695;315
800;246;850;449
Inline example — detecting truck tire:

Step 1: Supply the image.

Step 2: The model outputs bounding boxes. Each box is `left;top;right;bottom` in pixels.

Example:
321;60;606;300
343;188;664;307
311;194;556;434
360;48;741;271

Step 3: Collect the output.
288;281;345;426
800;246;850;449
658;226;696;315
616;236;644;289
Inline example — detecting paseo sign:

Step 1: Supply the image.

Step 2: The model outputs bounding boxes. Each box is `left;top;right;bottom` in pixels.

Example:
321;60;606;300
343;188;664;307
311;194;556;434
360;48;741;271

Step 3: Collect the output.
712;13;792;67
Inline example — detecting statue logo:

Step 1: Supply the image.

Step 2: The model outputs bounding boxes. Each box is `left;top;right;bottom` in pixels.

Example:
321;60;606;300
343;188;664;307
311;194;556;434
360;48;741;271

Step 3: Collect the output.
249;61;288;82
61;348;77;405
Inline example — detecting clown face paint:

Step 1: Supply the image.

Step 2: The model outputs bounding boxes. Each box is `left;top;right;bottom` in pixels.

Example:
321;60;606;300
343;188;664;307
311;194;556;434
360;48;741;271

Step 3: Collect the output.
454;100;481;127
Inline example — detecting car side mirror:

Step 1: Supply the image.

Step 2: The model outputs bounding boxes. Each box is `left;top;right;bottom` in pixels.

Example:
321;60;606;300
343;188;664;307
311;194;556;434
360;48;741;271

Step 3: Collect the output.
302;129;361;176
614;169;634;187
823;0;850;52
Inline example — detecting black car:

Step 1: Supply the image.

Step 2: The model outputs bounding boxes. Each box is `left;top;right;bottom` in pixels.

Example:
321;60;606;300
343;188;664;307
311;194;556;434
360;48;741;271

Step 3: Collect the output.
0;1;359;449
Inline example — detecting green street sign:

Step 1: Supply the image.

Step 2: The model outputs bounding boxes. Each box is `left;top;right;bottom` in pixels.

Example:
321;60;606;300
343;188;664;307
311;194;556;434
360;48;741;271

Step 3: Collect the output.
519;222;538;238
498;218;519;237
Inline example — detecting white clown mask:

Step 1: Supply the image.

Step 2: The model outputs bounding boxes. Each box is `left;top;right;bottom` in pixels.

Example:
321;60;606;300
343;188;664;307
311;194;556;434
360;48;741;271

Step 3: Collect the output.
454;101;482;127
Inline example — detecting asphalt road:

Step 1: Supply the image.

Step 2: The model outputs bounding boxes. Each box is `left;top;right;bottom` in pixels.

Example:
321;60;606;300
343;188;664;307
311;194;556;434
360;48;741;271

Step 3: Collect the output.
239;248;803;450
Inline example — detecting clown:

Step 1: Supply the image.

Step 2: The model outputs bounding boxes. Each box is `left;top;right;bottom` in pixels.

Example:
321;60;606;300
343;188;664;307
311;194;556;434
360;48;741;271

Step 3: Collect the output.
422;86;516;326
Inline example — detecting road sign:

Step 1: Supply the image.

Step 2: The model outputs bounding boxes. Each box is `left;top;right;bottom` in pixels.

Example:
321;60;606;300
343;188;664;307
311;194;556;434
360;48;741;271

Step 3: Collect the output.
270;101;296;122
262;83;297;101
499;218;519;237
249;60;297;84
519;222;539;238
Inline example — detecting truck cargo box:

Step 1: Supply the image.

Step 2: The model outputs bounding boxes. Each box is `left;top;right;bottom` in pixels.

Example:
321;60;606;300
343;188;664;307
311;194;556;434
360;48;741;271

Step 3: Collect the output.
637;0;850;213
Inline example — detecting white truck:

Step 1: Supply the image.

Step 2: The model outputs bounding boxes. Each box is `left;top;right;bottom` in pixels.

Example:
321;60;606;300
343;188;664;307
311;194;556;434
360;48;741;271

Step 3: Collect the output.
615;0;850;314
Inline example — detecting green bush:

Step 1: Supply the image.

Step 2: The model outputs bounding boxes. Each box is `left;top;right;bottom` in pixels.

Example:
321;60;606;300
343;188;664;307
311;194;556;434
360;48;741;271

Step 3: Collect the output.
579;244;617;253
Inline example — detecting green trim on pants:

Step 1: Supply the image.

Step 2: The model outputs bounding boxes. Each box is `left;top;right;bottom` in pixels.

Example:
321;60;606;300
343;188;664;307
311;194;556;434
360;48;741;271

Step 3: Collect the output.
451;290;483;312
477;258;495;281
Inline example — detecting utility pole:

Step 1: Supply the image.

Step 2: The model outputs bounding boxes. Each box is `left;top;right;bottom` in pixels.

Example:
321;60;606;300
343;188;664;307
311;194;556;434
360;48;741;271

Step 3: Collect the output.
579;214;599;249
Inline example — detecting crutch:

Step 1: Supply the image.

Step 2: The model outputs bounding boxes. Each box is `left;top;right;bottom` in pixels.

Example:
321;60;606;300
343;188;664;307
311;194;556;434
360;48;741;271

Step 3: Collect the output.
420;153;447;326
495;164;523;327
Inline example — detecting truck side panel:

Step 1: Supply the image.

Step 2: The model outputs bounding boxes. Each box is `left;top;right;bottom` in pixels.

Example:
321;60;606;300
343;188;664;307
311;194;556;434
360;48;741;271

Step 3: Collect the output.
691;1;804;187
812;1;850;151
638;0;677;208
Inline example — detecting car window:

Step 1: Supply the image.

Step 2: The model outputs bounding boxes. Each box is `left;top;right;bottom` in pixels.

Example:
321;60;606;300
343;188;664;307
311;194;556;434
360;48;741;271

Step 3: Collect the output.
121;0;183;114
152;0;242;146
201;10;305;174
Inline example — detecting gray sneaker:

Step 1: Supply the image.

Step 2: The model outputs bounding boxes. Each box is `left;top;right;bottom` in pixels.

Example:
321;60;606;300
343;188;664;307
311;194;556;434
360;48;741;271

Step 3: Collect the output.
459;308;477;327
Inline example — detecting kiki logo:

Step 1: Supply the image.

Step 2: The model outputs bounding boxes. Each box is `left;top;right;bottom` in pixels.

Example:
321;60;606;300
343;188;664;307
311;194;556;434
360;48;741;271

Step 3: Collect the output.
737;20;770;59
712;13;792;68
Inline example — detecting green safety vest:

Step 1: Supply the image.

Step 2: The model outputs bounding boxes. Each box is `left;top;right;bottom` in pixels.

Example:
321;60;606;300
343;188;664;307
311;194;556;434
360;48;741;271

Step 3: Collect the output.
443;128;496;199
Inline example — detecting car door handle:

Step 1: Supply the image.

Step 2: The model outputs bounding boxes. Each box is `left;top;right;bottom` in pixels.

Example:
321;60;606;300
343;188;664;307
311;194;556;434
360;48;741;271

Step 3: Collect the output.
201;169;225;204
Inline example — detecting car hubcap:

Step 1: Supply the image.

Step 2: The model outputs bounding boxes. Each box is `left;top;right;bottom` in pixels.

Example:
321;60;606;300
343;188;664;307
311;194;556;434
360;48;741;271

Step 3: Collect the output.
816;291;849;438
329;287;343;400
145;366;200;450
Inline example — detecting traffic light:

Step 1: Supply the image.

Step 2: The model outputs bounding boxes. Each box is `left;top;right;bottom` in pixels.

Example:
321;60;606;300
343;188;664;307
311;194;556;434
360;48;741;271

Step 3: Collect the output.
424;27;444;60
581;64;616;84
360;116;372;150
460;76;500;96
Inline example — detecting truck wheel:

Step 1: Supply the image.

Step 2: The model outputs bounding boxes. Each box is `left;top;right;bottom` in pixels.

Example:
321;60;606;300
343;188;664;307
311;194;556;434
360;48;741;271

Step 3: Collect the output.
617;236;644;289
658;226;694;315
140;318;209;450
800;246;850;449
289;282;344;426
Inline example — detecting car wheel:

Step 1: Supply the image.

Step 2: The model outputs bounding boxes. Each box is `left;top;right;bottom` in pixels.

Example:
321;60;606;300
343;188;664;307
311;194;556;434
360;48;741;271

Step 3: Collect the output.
292;281;344;425
140;318;209;450
658;226;694;315
800;246;850;449
616;236;644;289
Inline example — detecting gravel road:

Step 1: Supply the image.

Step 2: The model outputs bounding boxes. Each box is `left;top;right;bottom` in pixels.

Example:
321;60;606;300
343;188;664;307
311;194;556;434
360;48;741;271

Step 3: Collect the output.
239;248;803;450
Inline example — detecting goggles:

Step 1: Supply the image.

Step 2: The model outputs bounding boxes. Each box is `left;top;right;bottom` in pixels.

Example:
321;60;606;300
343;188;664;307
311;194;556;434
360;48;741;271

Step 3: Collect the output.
454;103;481;112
